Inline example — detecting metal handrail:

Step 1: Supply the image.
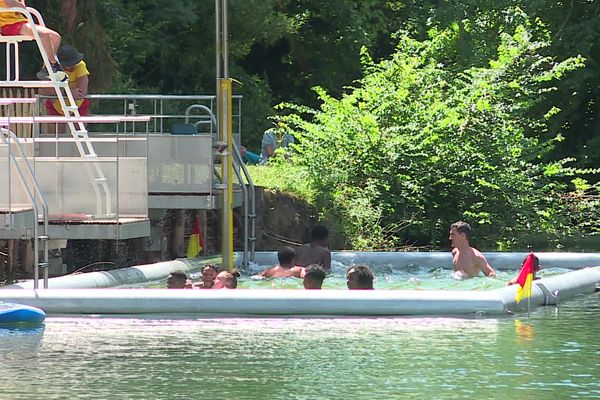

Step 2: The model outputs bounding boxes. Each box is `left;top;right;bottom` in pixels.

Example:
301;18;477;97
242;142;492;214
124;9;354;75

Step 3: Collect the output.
0;128;50;289
1;6;113;218
232;141;256;266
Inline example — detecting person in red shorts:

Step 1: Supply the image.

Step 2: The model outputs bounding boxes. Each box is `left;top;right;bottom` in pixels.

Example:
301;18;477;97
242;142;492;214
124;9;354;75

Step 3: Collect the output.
44;45;90;116
0;0;65;80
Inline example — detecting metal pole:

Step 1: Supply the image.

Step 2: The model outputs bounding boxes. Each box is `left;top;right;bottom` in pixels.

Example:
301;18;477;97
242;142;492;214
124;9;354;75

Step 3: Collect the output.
215;0;221;81
219;79;234;270
222;0;228;78
216;0;234;270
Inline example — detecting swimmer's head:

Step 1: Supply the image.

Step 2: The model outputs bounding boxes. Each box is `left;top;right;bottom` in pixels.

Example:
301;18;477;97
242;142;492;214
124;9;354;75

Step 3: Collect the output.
277;246;296;267
311;225;329;244
213;271;237;289
201;264;219;285
449;221;472;245
167;270;188;289
303;264;326;289
346;265;374;290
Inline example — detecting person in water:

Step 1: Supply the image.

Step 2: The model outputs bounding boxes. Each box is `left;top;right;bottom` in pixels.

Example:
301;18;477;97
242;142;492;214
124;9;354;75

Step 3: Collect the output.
295;224;331;271
303;264;326;289
507;255;541;285
346;265;374;290
194;264;219;289
259;246;304;278
449;221;496;278
166;270;189;289
212;271;238;289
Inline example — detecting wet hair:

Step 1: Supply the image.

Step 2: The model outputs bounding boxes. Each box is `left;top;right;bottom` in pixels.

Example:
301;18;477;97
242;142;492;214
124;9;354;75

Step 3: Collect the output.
167;270;188;288
202;264;219;273
304;264;326;289
169;270;187;281
277;246;296;266
217;271;238;288
450;221;472;241
311;225;329;241
231;268;241;278
347;265;374;289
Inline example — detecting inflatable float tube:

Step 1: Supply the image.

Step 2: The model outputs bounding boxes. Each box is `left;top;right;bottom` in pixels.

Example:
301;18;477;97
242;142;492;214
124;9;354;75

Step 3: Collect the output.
0;303;46;325
0;267;597;316
4;255;226;290
250;251;600;270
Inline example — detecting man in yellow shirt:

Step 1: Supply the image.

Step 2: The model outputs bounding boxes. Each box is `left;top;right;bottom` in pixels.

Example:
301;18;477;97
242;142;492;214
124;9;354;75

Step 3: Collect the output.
0;0;65;80
45;45;90;116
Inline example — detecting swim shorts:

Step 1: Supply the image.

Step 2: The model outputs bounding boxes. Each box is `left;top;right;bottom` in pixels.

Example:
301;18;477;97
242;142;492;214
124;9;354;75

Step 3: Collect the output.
1;21;26;36
45;98;91;116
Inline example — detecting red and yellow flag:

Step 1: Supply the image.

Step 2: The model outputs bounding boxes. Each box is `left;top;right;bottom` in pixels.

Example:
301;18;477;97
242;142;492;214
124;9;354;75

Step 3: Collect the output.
515;253;535;303
186;216;204;258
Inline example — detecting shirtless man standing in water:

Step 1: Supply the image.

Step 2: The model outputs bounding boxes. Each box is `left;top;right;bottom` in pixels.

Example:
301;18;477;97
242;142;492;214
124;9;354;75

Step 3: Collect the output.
449;221;496;278
295;225;331;271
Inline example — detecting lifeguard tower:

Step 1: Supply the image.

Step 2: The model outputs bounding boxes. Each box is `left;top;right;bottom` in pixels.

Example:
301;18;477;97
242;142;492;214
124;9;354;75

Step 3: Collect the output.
0;5;256;288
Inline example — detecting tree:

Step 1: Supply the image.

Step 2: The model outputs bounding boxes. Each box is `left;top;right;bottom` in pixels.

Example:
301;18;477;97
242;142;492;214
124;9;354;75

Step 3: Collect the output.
279;21;585;250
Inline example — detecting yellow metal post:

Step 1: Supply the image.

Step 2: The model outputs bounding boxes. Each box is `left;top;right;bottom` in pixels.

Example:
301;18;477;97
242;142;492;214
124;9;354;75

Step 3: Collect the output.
218;79;234;270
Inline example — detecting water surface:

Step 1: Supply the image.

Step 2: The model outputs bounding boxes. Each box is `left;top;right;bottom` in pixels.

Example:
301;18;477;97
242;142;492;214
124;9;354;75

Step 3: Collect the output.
1;293;598;399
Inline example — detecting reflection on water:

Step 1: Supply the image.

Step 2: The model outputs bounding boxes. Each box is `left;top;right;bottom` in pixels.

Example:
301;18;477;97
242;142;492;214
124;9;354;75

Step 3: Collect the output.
1;294;599;399
0;325;45;355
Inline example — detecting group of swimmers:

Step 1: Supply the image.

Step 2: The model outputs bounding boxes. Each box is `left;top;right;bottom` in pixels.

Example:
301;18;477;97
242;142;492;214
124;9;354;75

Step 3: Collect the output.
257;245;375;289
166;224;374;290
167;221;539;289
167;265;240;290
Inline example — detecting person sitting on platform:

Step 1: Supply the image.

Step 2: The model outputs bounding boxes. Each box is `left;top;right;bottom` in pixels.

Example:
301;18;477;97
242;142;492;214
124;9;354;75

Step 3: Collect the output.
303;264;326;290
167;270;189;289
0;0;65;80
259;246;304;278
212;271;238;289
507;255;541;285
346;265;374;290
194;264;219;289
295;224;331;271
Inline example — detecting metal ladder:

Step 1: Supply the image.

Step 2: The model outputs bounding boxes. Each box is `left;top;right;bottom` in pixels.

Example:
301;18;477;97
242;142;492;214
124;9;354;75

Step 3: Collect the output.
0;6;112;217
193;102;257;267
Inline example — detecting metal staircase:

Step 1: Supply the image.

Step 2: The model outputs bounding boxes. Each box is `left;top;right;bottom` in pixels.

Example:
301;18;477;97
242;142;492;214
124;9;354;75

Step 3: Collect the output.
1;6;112;217
0;6;115;285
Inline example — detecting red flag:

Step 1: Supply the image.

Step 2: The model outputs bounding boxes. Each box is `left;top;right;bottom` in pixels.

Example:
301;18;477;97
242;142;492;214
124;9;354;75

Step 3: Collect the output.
515;253;535;303
186;216;204;258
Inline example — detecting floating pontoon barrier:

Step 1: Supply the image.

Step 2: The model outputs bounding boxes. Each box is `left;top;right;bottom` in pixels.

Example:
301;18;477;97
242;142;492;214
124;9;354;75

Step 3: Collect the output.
0;267;597;316
250;251;600;270
5;255;225;290
497;266;600;311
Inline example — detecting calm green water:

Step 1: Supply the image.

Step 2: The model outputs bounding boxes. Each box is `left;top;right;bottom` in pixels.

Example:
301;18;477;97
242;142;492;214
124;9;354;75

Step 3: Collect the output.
1;293;599;399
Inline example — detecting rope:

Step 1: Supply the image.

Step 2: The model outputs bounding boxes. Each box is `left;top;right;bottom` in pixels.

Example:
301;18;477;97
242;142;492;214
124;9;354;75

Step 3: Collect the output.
261;231;302;247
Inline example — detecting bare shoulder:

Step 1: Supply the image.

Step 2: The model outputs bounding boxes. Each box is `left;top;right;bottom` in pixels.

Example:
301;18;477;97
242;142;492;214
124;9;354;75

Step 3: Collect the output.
472;247;487;260
290;266;305;278
318;246;331;256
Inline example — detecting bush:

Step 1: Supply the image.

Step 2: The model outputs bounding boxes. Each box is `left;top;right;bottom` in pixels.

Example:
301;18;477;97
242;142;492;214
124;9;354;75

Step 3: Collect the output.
279;22;587;250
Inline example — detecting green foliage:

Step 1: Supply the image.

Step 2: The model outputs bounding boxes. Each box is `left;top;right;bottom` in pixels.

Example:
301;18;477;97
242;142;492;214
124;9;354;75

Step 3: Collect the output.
280;22;585;250
247;163;315;204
